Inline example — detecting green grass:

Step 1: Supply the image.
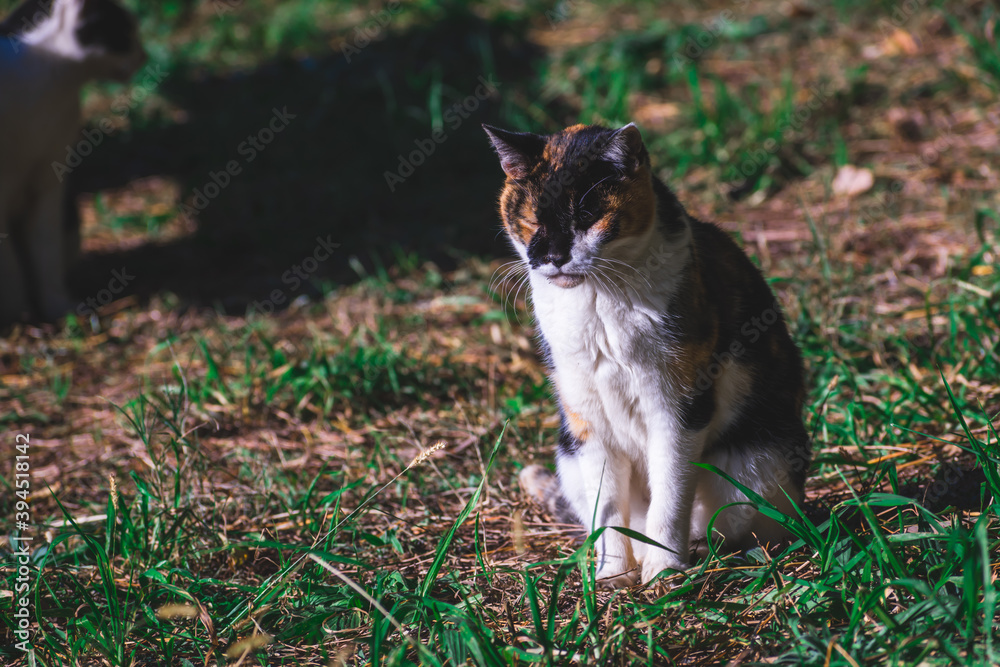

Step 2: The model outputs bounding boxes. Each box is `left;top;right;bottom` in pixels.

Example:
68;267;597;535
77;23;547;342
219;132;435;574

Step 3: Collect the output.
948;6;1000;90
3;247;997;665
530;15;815;191
2;0;1000;664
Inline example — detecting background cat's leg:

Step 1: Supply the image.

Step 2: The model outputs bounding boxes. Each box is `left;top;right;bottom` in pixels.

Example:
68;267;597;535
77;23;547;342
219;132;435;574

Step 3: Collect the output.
0;207;31;325
23;185;74;321
558;444;638;588
63;186;82;273
640;423;701;583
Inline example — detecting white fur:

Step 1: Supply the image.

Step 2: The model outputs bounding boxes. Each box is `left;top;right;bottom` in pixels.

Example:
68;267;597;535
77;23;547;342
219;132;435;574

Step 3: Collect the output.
0;0;145;323
514;210;799;587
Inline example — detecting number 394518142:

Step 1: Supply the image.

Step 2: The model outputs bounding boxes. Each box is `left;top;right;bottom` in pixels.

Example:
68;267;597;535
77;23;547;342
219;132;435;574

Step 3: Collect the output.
15;434;30;504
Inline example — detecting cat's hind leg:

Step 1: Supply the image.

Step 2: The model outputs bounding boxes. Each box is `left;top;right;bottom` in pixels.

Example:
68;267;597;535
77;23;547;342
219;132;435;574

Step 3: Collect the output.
692;443;806;556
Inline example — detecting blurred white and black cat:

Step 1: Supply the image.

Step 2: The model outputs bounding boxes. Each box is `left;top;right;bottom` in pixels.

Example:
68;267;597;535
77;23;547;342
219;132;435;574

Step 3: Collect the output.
0;0;145;325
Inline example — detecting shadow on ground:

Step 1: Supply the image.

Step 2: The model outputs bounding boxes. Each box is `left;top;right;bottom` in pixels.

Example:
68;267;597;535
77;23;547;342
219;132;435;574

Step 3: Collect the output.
67;7;543;314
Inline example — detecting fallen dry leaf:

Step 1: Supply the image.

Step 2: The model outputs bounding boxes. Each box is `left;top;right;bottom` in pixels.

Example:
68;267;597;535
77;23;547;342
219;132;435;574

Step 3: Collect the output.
832;165;875;197
886;28;919;56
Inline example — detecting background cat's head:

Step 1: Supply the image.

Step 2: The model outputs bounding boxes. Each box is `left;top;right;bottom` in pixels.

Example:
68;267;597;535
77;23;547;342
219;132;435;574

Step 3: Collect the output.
484;123;658;288
3;0;146;82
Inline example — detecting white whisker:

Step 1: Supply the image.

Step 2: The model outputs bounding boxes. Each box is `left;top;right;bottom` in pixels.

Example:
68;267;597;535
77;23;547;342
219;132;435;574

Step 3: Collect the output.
593;261;641;299
503;270;528;323
593;267;626;303
597;256;653;291
489;260;526;295
578;174;614;208
512;272;532;326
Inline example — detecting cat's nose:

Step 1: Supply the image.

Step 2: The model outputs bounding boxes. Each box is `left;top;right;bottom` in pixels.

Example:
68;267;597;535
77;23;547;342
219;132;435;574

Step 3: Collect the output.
545;252;570;267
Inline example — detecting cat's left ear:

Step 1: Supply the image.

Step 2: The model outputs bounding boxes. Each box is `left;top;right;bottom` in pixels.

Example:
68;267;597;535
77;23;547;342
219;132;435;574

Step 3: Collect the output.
483;124;545;180
603;122;648;175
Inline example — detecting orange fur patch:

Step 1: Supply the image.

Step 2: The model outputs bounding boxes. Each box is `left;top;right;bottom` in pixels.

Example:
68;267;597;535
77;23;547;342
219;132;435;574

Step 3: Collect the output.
499;187;538;246
674;337;717;389
590;167;656;240
542;124;589;169
564;409;591;441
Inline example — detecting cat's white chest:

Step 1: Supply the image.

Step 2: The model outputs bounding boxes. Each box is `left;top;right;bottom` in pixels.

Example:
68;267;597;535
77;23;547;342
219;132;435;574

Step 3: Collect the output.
530;276;669;453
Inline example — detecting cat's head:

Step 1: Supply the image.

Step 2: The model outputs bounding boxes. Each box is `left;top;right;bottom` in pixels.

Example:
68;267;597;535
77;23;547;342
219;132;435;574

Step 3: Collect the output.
4;0;146;81
484;123;657;288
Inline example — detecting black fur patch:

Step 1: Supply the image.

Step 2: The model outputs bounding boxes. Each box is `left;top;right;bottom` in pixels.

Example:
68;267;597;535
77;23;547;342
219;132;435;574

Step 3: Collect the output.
656;184;811;484
75;0;135;54
651;178;689;237
556;413;583;456
680;384;715;431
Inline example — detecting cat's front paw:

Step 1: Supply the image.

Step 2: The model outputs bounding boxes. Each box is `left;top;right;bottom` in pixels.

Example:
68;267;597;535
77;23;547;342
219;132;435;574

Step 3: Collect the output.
595;565;640;590
640;553;687;585
594;550;639;590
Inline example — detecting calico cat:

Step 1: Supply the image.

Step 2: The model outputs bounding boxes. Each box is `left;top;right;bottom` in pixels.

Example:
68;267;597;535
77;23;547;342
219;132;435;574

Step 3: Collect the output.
0;0;146;325
484;123;811;588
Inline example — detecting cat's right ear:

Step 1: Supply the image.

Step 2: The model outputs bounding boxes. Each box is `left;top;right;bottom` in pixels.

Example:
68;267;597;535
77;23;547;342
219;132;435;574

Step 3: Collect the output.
482;125;545;180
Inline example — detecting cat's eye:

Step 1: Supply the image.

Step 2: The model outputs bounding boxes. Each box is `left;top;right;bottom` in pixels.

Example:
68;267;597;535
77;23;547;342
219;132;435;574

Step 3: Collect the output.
578;210;595;223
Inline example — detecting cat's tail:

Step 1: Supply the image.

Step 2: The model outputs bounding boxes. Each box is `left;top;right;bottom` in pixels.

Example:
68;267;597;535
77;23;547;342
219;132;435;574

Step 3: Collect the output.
518;464;579;527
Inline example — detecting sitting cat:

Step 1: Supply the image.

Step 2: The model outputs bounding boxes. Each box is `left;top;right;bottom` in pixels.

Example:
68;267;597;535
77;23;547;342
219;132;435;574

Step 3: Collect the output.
485;123;811;588
0;0;146;325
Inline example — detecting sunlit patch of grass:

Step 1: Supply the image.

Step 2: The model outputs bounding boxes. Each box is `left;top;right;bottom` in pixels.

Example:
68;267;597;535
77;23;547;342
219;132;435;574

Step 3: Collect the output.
3;242;998;664
532;20;849;195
